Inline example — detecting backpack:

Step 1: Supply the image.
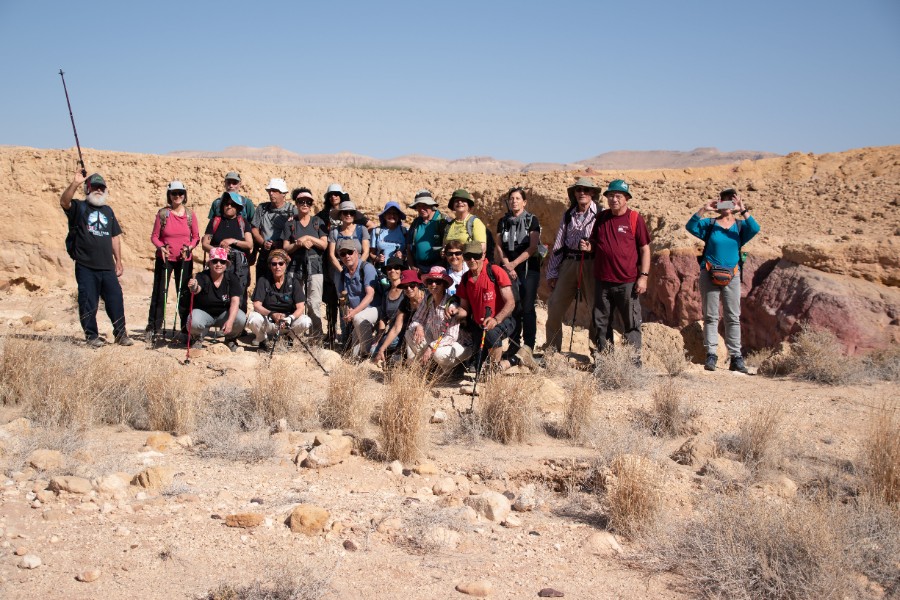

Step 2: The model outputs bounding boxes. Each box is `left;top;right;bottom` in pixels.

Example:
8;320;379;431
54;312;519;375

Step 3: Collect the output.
157;207;196;242
463;263;522;319
65;200;88;260
698;218;746;282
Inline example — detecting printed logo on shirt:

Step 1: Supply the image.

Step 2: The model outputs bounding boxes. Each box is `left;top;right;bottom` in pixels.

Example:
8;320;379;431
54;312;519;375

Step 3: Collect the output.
482;290;495;303
617;225;631;234
87;210;110;237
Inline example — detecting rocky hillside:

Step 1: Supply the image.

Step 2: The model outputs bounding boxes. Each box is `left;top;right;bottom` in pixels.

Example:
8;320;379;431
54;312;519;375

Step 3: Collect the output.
2;145;898;352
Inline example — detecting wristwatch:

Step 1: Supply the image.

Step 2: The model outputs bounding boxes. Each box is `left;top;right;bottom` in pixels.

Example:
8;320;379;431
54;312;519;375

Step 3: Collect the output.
740;209;749;216
639;271;650;277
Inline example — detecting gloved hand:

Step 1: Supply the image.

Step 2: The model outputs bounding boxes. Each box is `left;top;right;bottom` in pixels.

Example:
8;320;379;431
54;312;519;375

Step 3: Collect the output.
284;315;294;328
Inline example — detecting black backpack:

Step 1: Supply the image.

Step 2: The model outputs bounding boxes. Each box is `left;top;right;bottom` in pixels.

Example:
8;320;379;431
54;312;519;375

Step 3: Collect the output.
64;201;88;260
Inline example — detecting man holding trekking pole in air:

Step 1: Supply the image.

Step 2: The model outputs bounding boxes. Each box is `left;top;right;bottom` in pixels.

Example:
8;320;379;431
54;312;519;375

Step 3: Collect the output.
60;169;133;348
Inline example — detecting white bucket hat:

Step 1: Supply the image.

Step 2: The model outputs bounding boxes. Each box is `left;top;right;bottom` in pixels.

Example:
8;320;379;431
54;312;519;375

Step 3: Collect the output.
265;178;289;193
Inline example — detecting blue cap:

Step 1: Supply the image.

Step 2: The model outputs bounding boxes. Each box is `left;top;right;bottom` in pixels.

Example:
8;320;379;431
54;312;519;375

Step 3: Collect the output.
222;191;244;207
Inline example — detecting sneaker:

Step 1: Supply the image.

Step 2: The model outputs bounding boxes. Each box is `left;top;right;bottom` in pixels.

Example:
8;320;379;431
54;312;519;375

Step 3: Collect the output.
143;328;155;344
259;340;273;351
516;346;540;371
226;340;239;353
704;354;718;371
116;335;134;347
730;355;749;374
86;337;105;349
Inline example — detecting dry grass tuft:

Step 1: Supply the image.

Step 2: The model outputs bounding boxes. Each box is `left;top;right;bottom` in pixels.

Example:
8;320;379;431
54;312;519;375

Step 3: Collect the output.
635;380;701;437
249;356;317;429
657;343;690;377
732;403;782;471
2;425;86;476
561;371;596;442
202;564;330;600
863;405;900;505
605;454;664;538
194;385;279;462
592;345;643;391
541;346;577;378
379;363;431;463
479;371;539;444
864;345;900;382
319;361;371;433
144;367;196;435
634;493;868;600
789;323;862;385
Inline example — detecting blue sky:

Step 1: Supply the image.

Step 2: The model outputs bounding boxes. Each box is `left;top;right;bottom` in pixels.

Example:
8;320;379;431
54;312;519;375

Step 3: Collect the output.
1;0;898;163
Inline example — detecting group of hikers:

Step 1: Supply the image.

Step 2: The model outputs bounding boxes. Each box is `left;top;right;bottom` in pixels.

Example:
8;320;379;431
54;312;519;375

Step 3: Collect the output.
60;167;760;374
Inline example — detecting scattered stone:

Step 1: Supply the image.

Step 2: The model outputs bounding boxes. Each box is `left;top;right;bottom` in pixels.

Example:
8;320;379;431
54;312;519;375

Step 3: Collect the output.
376;517;402;535
42;509;67;521
14;547;27;556
27;449;64;471
424;526;461;549
501;515;522;528
412;462;438;475
76;569;101;583
48;476;92;495
131;466;174;490
93;473;129;495
698;458;750;487
0;417;30;435
293;450;309;466
274;418;290;433
538;588;565;597
430;410;447;424
32;319;55;332
464;492;511;523
343;539;358;552
302;435;352;468
512;484;536;512
355;437;381;458
583;531;623;557
249;497;264;505
225;513;264;528
388;460;404;475
174;435;193;448
145;432;175;451
455;580;492;597
18;554;41;569
289;504;330;535
433;477;457;496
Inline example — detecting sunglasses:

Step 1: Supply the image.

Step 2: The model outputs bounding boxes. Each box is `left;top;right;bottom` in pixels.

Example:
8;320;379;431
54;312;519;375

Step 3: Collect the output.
225;180;240;186
340;210;355;216
385;265;402;271
425;280;443;286
338;250;356;257
270;261;286;267
210;259;227;265
222;203;238;209
445;251;463;257
89;184;107;192
169;191;185;197
295;199;313;206
400;283;421;290
463;252;483;261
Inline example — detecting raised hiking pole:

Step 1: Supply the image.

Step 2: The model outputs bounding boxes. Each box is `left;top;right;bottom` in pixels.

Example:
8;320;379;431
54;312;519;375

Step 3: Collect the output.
183;291;195;365
471;306;492;397
568;247;585;355
58;69;87;176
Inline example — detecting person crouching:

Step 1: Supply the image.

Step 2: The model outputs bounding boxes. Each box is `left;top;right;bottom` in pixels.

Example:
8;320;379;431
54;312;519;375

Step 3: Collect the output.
246;249;311;350
186;247;247;351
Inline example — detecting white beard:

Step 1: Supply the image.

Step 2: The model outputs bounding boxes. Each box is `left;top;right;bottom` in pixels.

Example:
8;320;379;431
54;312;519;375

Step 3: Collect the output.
86;190;108;207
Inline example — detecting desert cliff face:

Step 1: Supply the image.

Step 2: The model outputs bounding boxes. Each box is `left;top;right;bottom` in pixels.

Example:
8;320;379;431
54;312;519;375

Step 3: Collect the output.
2;145;898;352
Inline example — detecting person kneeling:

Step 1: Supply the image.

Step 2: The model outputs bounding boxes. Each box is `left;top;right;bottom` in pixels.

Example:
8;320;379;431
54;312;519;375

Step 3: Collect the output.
186;247;247;351
406;266;472;372
452;242;517;371
246;249;311;350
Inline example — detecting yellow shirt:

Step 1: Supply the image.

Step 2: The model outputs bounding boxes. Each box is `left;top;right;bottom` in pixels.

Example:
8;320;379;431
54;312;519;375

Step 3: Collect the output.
443;215;487;245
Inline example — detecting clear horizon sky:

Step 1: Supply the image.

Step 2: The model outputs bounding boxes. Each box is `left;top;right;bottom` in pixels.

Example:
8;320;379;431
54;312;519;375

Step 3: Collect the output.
2;0;898;164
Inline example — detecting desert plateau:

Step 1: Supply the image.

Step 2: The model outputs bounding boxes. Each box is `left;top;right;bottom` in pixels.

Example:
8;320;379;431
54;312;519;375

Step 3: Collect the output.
0;144;898;600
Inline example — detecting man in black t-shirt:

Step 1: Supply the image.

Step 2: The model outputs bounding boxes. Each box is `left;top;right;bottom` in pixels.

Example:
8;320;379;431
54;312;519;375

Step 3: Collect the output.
60;169;132;348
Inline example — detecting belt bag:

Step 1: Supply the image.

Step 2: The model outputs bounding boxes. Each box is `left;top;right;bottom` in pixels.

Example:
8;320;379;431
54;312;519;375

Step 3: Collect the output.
706;261;737;286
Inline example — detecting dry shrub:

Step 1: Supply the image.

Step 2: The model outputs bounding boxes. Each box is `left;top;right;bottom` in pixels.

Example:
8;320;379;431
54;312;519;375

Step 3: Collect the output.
395;504;476;555
144;366;196;434
379;363;431;463
605;454;664;537
863;406;900;505
635;493;856;600
592;345;643;391
864;345;900;382
249;356;317;429
657;344;689;377
733;404;782;471
635;380;701;437
194;385;279;462
202;564;330;600
479;371;539;444
562;371;596;441
541;346;576;378
319;361;371;433
1;425;86;476
790;323;862;385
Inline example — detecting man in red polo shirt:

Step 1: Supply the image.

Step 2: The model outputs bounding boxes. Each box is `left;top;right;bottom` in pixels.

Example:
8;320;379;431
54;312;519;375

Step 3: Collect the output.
581;179;651;364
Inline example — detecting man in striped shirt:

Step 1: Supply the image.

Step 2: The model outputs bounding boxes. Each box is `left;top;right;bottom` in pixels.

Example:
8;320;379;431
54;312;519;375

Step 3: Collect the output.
544;177;600;353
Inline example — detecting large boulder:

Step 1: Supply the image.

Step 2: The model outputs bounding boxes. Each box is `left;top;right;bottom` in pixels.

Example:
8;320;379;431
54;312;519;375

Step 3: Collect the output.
743;260;900;353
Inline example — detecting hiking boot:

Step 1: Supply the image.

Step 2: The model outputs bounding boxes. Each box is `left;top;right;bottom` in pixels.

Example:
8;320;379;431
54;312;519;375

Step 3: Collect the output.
116;335;134;347
86;337;105;349
143;328;155;344
730;355;749;374
517;346;540;371
226;340;239;353
704;354;718;371
259;340;273;352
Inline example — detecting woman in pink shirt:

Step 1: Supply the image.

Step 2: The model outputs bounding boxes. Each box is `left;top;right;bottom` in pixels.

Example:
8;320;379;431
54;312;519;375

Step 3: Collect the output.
145;181;200;342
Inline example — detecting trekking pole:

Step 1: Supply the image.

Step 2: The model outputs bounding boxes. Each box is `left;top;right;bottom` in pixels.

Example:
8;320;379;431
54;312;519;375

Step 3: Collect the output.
568;248;585;354
471;306;491;397
298;334;328;375
160;259;171;342
58;69;86;177
170;259;183;341
184;291;195;365
269;317;284;359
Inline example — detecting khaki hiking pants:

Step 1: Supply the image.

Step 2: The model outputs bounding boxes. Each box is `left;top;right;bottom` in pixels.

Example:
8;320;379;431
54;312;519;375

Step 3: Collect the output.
545;257;595;352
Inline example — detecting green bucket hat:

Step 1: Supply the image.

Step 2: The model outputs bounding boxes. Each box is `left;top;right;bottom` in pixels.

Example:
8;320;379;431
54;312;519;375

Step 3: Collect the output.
604;179;632;199
449;188;475;208
566;177;600;204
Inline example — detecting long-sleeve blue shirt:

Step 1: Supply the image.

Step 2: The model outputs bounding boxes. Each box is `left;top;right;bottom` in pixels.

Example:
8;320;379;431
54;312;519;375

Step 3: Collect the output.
685;214;760;269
